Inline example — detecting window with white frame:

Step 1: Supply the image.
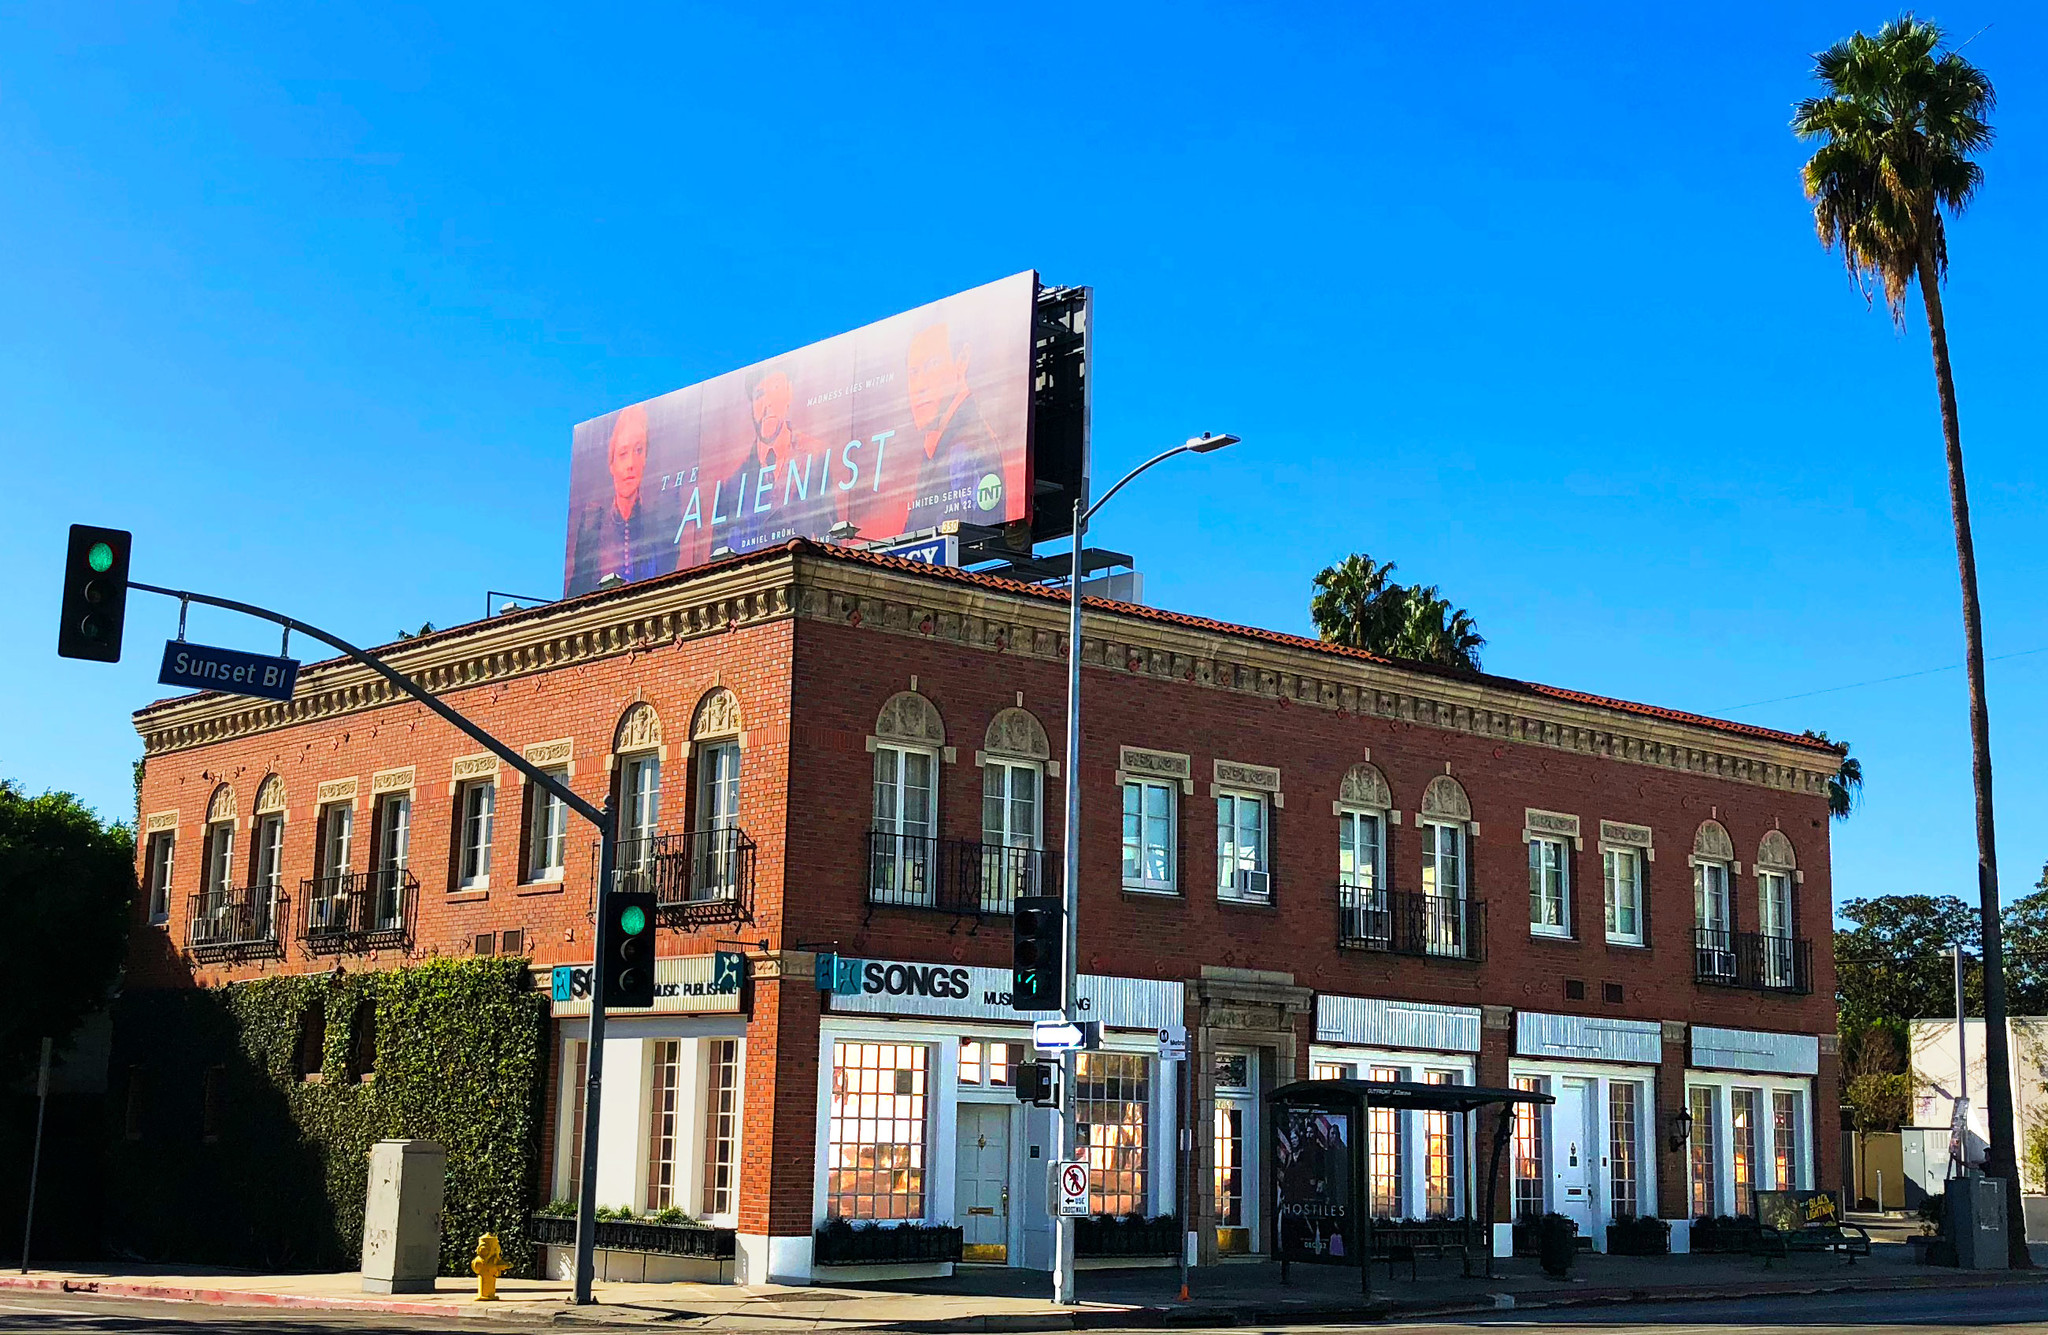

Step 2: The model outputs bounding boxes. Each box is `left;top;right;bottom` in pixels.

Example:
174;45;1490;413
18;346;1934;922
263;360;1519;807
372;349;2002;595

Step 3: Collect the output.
1420;821;1466;956
1338;807;1386;944
253;813;284;897
1216;791;1269;902
827;1041;930;1218
1694;860;1733;977
456;780;494;889
959;1039;1026;1088
202;820;234;899
1423;1070;1461;1218
620;753;662;886
1528;836;1569;937
1367;1064;1406;1217
372;791;410;926
871;745;937;904
1512;1075;1548;1220
526;770;569;882
645;1039;683;1211
694;742;742;901
1076;1052;1150;1215
1759;869;1796;986
702;1038;740;1216
1604;846;1643;945
1121;779;1176;894
562;1039;590;1201
1609;1081;1642;1217
1770;1089;1803;1190
1688;1085;1719;1216
1731;1087;1761;1217
319;802;353;877
145;831;176;924
982;758;1042;908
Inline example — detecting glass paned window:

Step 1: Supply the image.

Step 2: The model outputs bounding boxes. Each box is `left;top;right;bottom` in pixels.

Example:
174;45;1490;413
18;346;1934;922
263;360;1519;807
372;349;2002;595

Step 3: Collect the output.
1421;822;1464;900
1771;1090;1801;1191
1214;1105;1245;1227
645;1040;682;1211
564;1041;589;1201
1314;1061;1356;1080
458;782;494;887
203;822;234;896
1695;862;1734;978
1212;1053;1250;1091
1424;1070;1460;1218
959;1040;1025;1087
1604;847;1642;944
870;747;937;903
1513;1075;1548;1220
624;756;662;844
1338;810;1382;889
1216;792;1268;901
1759;872;1795;987
1368;1064;1405;1217
981;761;1041;908
254;814;284;891
145;831;176;923
695;745;742;899
1529;836;1568;934
373;793;410;928
827;1042;929;1219
1609;1082;1640;1218
1688;1086;1719;1217
1731;1088;1760;1217
528;770;569;881
702;1039;739;1217
320;802;353;876
1121;780;1176;892
1076;1053;1150;1215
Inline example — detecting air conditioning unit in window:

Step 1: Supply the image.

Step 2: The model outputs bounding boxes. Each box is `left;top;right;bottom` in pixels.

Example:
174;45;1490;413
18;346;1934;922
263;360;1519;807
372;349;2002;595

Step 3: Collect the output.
1232;869;1271;900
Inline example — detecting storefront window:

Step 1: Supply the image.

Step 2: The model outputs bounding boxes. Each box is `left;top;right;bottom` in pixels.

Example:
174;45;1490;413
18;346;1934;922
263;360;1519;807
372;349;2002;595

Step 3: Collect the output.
646;1040;683;1211
1688;1086;1718;1217
1214;1105;1245;1227
1512;1076;1547;1220
1424;1071;1460;1218
827;1042;930;1219
1077;1053;1150;1215
1368;1065;1405;1217
1314;1061;1355;1080
701;1039;739;1217
959;1039;1026;1087
1609;1082;1640;1217
564;1040;588;1201
1771;1090;1801;1191
1731;1088;1760;1217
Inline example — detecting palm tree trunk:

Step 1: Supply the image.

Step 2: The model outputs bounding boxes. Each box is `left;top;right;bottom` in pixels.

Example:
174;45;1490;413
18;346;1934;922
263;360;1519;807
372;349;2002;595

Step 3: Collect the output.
1918;246;2030;1267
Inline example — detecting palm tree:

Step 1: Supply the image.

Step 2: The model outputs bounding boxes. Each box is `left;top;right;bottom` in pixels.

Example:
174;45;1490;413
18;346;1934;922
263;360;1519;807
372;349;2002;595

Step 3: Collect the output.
1391;586;1486;672
1800;730;1865;819
1309;555;1485;671
1793;17;2024;1263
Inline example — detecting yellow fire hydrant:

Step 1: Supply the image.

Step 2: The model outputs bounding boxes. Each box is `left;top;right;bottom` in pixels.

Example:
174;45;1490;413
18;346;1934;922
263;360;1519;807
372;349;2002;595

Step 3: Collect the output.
471;1232;507;1302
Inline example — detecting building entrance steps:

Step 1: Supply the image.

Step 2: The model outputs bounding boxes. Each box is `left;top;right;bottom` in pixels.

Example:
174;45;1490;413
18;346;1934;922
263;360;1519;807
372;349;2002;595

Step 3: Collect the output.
6;1231;2048;1331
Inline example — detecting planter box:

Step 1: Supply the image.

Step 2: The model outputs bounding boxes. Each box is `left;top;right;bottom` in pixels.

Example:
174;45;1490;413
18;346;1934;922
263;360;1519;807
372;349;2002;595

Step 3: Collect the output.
1075;1216;1180;1258
813;1223;963;1266
530;1213;736;1260
1606;1217;1670;1256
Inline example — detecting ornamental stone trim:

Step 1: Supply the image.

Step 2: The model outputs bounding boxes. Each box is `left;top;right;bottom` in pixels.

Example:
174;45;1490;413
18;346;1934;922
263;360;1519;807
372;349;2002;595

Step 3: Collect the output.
205;784;237;825
1118;746;1194;794
524;737;574;767
451;754;497;782
144;810;179;834
253;775;287;815
1525;809;1580;842
1600;820;1653;848
1757;829;1797;869
1692;819;1735;863
371;766;416;794
691;688;742;741
316;777;358;805
1336;762;1391;812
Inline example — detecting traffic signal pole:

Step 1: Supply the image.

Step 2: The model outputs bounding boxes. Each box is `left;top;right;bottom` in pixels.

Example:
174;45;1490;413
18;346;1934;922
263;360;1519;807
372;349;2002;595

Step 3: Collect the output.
117;579;621;1304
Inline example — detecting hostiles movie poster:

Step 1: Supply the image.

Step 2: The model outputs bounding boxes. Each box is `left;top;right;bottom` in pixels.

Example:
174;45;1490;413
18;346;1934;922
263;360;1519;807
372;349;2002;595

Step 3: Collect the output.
563;271;1037;597
1276;1107;1352;1263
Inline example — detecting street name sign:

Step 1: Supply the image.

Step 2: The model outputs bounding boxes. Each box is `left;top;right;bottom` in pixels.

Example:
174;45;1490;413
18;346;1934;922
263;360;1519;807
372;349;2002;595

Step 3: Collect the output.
159;640;300;702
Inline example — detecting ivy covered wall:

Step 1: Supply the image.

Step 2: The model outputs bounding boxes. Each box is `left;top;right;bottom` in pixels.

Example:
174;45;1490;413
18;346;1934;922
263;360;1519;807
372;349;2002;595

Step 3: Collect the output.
107;956;551;1274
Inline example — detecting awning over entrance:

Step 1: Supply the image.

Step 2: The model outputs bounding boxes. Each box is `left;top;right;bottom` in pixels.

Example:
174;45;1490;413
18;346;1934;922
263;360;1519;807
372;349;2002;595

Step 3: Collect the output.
1268;1079;1554;1294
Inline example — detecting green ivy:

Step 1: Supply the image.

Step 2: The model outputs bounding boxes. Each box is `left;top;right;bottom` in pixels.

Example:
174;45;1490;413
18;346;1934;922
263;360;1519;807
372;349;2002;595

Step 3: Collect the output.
107;956;550;1276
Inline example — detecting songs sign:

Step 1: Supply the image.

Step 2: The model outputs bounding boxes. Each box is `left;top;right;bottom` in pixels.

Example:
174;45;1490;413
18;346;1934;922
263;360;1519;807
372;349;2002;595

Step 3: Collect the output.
563;272;1037;596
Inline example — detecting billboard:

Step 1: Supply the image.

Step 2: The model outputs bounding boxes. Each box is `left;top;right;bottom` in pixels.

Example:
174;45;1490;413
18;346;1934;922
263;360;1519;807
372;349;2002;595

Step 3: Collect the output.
563;271;1038;597
1275;1106;1353;1264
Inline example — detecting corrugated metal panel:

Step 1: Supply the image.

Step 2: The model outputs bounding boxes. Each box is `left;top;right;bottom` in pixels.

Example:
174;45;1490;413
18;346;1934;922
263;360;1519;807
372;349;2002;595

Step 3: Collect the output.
1691;1025;1820;1075
1315;995;1481;1053
827;958;1182;1031
1517;1011;1662;1065
552;954;741;1017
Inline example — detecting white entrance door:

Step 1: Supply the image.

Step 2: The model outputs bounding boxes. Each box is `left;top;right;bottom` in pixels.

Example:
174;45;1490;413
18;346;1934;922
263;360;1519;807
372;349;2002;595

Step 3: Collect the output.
1552;1078;1598;1236
956;1104;1012;1262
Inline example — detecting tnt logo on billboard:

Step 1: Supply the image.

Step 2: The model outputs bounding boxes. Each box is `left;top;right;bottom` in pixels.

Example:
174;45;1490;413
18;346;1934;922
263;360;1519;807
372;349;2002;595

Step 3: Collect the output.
976;474;1003;512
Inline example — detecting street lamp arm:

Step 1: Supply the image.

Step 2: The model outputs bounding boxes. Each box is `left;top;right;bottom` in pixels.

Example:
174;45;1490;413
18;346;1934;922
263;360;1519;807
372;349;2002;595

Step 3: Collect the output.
1081;443;1198;525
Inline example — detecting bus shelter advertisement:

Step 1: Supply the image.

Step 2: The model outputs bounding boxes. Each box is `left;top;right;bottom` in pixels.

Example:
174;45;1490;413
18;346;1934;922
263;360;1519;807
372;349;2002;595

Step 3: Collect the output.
563;271;1036;596
1276;1106;1352;1263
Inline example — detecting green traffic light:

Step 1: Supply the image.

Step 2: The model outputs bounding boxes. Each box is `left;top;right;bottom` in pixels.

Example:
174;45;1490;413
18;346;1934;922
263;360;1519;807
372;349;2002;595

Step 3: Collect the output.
620;904;647;936
87;542;114;573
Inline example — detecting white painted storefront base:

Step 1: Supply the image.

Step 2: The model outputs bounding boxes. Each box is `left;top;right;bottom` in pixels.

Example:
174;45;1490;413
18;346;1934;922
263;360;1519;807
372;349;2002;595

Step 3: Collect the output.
539;1245;732;1284
1667;1218;1692;1254
735;1233;815;1286
1492;1223;1512;1258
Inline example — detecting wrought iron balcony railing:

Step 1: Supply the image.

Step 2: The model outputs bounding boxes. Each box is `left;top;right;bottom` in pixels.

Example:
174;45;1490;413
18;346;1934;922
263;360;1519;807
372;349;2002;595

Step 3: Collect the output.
1694;928;1812;994
1335;884;1486;962
299;868;417;954
605;828;757;926
864;831;1058;917
186;883;287;961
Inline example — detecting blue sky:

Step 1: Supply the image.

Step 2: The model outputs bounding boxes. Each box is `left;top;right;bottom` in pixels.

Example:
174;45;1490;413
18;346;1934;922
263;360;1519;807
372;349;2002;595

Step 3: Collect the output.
3;3;2043;914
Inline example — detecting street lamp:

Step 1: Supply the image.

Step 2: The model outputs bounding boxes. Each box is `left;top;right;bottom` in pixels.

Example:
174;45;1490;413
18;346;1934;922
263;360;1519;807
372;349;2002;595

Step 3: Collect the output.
1053;431;1238;1305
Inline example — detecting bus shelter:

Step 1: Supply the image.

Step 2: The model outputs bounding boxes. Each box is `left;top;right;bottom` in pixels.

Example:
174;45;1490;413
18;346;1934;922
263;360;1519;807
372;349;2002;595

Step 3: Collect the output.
1269;1078;1554;1294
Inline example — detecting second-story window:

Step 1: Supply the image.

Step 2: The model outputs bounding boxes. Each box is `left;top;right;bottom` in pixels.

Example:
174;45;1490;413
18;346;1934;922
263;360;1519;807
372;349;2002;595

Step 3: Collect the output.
253;813;284;895
203;819;234;899
319;802;354;877
1529;836;1569;937
527;770;569;883
1604;846;1644;945
1215;791;1269;903
872;743;937;903
1121;778;1177;894
456;780;494;889
373;791;411;926
144;830;176;924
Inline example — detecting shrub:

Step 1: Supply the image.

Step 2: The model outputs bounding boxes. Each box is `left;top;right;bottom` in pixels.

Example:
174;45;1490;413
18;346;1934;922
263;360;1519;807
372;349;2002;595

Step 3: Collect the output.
1537;1212;1578;1276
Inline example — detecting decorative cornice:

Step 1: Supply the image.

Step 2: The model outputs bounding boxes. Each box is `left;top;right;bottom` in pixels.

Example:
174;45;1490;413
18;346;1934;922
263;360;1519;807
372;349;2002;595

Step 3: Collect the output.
130;548;1836;800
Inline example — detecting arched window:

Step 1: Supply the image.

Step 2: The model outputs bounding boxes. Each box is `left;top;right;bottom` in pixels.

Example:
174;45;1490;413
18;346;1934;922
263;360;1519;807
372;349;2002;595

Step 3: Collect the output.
202;784;237;902
612;703;665;883
869;692;944;907
295;1005;327;1083
690;689;744;902
1418;776;1473;958
1335;763;1391;947
980;708;1049;909
1692;821;1736;979
1756;833;1799;986
250;777;287;932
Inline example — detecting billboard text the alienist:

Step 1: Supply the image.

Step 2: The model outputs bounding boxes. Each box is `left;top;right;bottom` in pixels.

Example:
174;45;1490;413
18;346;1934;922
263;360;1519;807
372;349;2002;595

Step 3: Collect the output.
563;272;1036;597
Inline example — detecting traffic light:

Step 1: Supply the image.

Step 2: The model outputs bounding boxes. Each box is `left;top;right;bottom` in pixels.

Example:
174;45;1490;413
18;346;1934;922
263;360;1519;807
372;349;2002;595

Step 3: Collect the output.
1011;894;1063;1011
1013;1060;1057;1107
57;525;132;662
601;891;657;1008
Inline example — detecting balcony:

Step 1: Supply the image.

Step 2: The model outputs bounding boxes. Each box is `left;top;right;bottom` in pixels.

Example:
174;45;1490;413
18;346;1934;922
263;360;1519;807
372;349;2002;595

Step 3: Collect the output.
299;868;417;954
186;884;287;962
606;829;757;927
1335;884;1486;962
865;831;1058;918
1694;928;1812;994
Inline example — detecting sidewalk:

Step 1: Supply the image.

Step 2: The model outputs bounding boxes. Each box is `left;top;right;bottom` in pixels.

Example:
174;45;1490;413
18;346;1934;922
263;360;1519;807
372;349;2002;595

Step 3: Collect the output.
8;1233;2046;1330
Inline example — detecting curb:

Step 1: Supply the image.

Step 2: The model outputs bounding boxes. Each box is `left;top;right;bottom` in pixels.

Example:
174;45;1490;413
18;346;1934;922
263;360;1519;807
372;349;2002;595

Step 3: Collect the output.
0;1276;564;1323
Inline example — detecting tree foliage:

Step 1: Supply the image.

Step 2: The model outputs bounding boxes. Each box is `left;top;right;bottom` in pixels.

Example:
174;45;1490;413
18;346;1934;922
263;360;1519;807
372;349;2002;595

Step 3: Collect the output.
1800;729;1864;820
0;782;133;1086
1310;552;1486;671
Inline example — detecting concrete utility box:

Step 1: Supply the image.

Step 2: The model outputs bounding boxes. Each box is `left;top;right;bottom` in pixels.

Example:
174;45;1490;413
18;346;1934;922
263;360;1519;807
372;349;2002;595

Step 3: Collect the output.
1945;1173;2008;1270
361;1139;446;1293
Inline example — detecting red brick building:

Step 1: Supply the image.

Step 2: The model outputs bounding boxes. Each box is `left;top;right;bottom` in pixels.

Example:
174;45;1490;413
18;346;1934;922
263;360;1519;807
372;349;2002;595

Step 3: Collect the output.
129;540;1843;1281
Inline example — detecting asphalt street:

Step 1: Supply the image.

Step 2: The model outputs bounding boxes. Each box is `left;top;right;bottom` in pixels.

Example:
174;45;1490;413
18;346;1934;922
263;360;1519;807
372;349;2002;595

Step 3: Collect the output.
0;1283;2042;1335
